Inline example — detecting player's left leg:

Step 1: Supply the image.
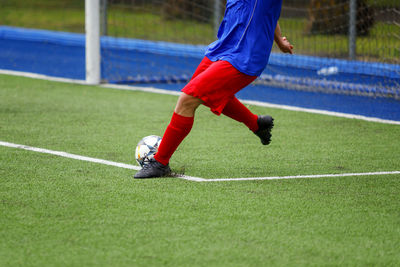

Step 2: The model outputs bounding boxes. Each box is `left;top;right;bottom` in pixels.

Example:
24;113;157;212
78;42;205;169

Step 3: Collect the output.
222;97;259;132
222;97;274;145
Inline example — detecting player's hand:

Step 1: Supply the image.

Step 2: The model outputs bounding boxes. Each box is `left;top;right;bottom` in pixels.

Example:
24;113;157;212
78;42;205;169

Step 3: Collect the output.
277;37;293;54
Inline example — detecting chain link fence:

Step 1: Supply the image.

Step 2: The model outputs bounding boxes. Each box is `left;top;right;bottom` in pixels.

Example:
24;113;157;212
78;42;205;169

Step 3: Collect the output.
102;0;399;65
1;0;398;64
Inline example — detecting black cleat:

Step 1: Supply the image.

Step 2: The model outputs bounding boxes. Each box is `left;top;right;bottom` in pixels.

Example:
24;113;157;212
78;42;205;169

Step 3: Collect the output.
254;115;274;145
134;158;171;179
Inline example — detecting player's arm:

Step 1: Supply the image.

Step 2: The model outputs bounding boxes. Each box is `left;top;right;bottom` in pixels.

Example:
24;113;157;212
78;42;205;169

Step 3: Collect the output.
274;23;293;54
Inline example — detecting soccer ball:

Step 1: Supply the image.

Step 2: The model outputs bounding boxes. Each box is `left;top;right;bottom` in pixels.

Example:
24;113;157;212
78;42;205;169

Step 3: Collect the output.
135;135;162;167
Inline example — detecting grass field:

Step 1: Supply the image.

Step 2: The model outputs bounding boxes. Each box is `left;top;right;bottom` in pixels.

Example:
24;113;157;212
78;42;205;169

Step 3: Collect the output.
1;74;400;266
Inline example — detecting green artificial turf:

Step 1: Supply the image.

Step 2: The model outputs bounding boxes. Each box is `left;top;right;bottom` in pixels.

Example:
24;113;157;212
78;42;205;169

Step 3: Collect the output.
1;74;400;266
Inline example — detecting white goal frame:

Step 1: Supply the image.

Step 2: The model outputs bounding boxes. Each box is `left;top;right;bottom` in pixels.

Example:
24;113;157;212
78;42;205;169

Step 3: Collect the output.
85;0;101;85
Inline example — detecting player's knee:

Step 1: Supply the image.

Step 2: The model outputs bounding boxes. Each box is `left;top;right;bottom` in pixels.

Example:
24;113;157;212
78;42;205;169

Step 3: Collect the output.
175;93;202;116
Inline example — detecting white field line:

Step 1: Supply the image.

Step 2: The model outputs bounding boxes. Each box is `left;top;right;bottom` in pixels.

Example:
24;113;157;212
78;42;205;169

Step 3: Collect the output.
0;141;140;170
0;69;88;84
0;141;205;182
1;69;400;125
1;141;399;182
204;171;400;182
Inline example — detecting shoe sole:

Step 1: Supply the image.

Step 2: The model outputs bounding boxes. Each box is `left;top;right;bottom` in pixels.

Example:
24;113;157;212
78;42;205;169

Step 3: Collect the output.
133;168;171;179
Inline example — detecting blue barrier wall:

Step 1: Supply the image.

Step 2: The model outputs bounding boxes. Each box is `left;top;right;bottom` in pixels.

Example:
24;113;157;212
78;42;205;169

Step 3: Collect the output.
1;26;399;91
1;26;399;121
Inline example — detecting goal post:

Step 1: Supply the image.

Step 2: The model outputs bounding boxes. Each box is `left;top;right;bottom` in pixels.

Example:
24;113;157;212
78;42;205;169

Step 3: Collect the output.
85;0;101;85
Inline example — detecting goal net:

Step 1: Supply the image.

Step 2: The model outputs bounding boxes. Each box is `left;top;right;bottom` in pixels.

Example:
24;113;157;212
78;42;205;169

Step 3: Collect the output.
101;0;400;98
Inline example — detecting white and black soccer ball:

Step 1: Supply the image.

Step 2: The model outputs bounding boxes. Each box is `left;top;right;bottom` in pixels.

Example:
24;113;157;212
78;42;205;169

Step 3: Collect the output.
135;135;162;167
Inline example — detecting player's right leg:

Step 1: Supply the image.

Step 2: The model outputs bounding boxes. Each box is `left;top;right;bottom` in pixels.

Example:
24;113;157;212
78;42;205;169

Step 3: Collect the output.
134;58;212;179
152;93;202;166
134;93;202;179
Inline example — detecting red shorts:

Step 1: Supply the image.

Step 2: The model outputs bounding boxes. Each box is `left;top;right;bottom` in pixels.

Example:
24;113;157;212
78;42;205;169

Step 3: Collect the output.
182;57;257;115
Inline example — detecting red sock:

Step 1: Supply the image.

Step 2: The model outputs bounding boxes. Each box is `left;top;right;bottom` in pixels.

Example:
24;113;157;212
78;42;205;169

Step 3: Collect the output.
222;97;259;132
154;112;194;166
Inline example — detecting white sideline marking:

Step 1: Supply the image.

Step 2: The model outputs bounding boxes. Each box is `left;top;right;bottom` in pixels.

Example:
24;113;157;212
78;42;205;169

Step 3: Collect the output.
0;141;205;182
0;69;87;84
1;141;399;182
204;171;400;182
1;69;400;125
0;141;140;170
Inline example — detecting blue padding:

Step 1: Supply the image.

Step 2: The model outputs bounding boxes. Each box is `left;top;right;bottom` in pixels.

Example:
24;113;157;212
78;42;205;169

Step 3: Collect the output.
0;27;85;79
0;26;84;47
0;26;399;99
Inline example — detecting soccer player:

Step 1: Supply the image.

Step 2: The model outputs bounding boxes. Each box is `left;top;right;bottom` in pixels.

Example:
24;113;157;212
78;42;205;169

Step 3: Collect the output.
134;0;293;178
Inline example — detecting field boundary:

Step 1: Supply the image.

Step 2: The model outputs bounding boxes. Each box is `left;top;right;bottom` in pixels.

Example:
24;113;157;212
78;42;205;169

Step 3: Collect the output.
1;69;400;125
2;141;399;182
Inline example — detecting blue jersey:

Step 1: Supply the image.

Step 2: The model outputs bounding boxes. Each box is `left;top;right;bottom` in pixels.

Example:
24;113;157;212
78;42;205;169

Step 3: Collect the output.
205;0;282;76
